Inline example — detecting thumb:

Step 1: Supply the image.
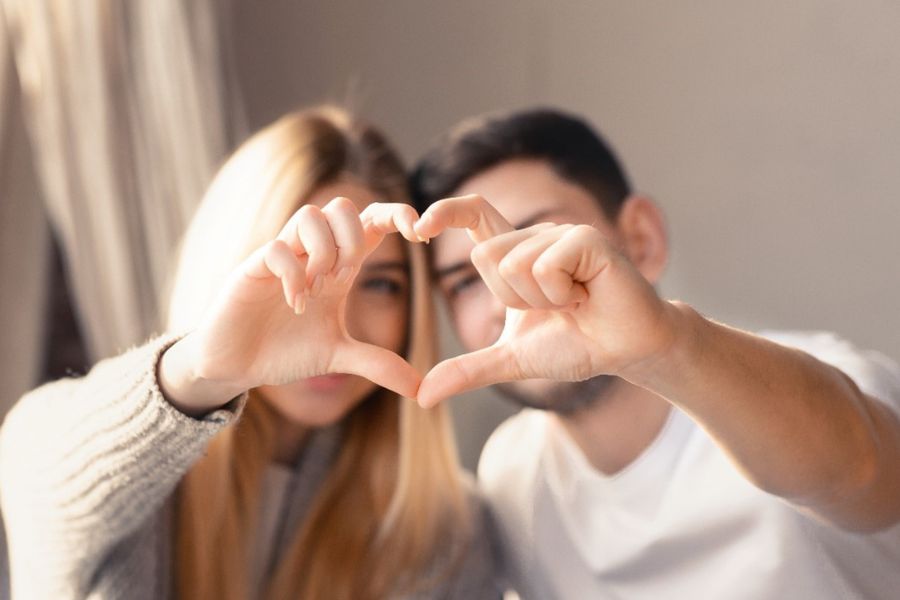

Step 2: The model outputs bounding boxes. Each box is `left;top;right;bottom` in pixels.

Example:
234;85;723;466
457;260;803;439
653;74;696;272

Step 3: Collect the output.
331;340;422;399
418;344;517;408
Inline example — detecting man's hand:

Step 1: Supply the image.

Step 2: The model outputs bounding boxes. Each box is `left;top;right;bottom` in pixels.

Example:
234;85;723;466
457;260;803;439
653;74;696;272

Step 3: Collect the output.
413;194;680;408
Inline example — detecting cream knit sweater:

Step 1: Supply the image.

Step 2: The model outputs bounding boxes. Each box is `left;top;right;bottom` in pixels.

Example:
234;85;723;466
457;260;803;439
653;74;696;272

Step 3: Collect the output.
0;335;500;599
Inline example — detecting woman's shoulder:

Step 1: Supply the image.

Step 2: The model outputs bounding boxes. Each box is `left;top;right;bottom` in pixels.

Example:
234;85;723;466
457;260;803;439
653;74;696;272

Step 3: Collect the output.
416;471;504;600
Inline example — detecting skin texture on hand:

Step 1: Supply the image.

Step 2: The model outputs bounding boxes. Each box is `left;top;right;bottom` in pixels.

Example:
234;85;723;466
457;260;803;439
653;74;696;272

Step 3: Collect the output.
413;194;678;408
159;188;900;530
158;198;424;416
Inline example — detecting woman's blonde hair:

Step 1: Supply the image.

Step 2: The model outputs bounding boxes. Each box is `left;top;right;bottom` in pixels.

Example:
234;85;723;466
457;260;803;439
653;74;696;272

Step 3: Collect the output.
166;106;468;599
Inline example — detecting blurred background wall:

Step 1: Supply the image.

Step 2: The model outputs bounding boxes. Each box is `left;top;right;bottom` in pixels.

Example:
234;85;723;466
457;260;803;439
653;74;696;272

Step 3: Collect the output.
3;0;899;471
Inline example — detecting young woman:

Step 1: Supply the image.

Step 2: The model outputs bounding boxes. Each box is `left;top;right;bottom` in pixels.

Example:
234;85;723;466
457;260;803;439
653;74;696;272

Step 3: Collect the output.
0;106;499;599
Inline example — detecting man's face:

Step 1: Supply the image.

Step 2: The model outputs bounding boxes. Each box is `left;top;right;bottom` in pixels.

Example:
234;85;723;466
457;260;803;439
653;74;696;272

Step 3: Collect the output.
431;159;623;412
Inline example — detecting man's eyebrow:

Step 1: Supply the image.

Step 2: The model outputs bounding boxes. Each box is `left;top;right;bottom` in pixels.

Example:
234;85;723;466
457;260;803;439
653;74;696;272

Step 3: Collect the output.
434;210;557;279
514;209;555;229
362;260;408;273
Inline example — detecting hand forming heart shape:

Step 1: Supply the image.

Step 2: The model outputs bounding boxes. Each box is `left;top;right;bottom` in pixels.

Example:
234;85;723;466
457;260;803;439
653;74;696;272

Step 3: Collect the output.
411;195;677;408
184;194;677;410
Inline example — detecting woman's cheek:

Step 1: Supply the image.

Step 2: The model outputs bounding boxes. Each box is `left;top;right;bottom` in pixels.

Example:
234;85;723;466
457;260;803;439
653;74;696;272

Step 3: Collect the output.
377;302;409;353
346;296;408;352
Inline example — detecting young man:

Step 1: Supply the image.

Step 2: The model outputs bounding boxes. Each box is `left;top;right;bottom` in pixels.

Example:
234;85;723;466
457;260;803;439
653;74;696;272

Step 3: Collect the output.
409;108;900;599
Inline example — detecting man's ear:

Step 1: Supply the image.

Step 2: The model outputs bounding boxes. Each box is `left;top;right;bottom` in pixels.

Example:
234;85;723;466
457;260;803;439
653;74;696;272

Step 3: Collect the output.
615;195;668;284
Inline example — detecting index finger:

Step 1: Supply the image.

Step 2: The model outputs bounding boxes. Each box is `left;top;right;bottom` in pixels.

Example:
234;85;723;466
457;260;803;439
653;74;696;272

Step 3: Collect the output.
414;194;514;244
359;202;421;253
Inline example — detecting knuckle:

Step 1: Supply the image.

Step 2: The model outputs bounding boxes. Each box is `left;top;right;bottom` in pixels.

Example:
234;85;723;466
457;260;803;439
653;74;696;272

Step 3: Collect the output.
400;204;418;221
430;198;450;213
498;255;526;279
469;243;493;269
325;196;357;215
266;239;289;257
532;258;555;278
570;223;596;238
462;194;488;214
296;203;322;222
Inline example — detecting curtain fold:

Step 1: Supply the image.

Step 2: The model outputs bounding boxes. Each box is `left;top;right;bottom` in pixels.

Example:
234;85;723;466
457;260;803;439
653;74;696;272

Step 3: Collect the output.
0;3;49;416
1;0;245;362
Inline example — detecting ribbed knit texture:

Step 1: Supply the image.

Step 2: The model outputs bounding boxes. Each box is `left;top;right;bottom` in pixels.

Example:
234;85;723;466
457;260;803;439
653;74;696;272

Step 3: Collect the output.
0;334;244;599
0;336;502;599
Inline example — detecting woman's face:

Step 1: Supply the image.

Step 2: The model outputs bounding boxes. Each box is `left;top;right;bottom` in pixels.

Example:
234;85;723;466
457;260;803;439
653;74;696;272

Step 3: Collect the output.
259;181;411;427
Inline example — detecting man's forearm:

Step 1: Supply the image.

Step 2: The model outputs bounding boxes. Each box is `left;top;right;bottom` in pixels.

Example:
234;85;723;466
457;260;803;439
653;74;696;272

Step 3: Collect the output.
623;301;900;531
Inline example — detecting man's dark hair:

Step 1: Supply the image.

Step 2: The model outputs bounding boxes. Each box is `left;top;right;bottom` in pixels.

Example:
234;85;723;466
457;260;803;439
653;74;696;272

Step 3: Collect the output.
410;108;632;218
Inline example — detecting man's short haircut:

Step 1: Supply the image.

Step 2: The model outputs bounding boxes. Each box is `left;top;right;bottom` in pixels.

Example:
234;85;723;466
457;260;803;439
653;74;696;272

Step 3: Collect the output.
410;107;632;218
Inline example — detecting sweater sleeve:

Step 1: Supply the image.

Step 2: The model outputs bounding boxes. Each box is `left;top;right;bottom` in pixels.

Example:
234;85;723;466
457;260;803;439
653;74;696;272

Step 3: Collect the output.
0;334;246;597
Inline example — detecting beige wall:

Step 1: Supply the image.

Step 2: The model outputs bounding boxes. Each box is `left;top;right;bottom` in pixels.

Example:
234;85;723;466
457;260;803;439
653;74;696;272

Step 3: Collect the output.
235;1;899;468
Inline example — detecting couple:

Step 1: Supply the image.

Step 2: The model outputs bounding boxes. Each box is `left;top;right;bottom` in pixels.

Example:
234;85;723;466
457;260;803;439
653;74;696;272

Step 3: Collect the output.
2;105;900;599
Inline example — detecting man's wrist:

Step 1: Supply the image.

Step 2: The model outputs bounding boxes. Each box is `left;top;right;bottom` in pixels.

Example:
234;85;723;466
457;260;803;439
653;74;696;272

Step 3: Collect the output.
620;300;706;392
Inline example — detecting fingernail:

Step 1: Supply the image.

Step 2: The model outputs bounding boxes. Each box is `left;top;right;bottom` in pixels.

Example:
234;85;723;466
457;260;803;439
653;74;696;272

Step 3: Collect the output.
294;293;306;315
310;274;324;297
335;266;353;285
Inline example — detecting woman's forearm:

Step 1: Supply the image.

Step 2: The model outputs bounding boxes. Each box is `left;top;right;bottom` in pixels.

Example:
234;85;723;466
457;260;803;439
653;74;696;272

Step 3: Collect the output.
0;335;245;583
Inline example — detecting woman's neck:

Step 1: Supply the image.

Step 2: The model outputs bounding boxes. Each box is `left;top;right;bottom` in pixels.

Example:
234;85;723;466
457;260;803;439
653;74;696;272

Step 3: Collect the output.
272;419;311;466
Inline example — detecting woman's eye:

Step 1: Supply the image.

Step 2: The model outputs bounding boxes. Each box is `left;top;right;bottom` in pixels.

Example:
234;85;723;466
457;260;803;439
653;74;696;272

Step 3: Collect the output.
447;274;482;298
359;277;405;295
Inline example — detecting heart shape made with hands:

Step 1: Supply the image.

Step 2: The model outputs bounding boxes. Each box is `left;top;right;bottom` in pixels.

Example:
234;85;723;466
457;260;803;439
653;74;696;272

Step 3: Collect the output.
229;194;670;411
375;194;672;409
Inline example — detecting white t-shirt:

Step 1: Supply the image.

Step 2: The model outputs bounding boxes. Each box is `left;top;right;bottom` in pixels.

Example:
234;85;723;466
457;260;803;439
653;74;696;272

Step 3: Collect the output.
478;331;900;600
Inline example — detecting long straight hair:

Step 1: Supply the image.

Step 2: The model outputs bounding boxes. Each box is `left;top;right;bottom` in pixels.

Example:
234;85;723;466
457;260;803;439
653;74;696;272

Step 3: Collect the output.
166;106;468;599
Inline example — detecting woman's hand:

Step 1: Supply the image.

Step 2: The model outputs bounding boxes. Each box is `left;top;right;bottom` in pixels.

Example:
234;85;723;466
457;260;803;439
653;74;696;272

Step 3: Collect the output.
159;198;422;416
413;194;680;408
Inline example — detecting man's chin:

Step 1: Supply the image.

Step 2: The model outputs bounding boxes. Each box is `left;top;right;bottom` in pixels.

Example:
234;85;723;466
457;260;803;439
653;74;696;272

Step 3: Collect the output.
494;375;616;416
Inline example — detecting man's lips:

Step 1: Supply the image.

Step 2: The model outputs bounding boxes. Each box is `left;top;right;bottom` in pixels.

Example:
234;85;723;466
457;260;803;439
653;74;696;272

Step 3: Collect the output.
304;373;351;392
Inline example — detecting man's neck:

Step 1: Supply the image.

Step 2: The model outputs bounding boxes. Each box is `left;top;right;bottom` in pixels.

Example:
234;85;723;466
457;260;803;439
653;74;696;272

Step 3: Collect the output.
554;379;672;476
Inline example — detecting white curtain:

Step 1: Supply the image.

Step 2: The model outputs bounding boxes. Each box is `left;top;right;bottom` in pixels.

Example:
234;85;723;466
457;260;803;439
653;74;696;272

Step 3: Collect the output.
0;0;245;368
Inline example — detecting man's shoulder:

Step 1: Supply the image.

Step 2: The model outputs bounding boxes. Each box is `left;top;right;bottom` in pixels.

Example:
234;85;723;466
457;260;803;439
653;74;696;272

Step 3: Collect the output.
477;409;550;500
760;330;900;407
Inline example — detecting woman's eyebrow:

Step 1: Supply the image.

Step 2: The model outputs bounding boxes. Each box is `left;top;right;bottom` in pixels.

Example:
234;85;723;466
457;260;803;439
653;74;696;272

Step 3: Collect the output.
435;262;471;279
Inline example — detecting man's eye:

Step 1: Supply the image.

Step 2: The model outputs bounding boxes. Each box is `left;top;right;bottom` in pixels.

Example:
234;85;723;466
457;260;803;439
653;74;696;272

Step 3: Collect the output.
447;274;482;298
359;277;405;295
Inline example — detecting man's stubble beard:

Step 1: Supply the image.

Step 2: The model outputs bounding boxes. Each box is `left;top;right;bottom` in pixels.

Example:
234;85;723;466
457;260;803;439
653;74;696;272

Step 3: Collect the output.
493;374;616;416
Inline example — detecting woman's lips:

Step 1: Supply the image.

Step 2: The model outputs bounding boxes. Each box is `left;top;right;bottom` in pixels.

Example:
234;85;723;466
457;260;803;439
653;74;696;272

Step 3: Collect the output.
304;373;350;392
